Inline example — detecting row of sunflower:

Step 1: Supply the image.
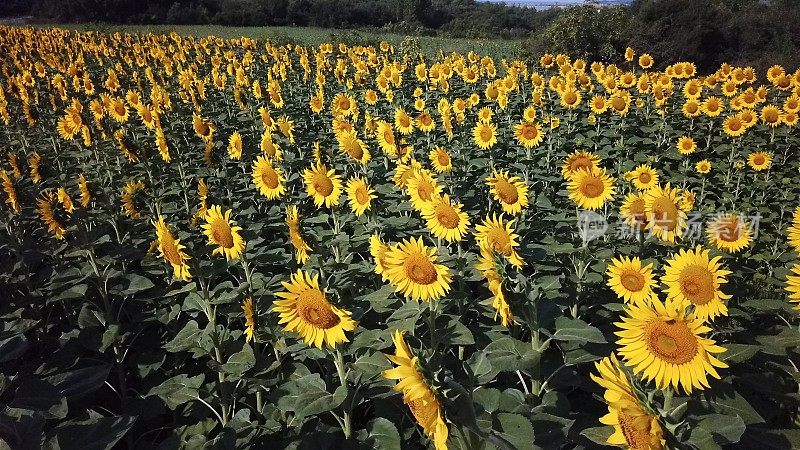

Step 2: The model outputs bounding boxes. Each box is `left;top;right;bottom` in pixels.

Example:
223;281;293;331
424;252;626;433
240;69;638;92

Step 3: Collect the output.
0;24;799;449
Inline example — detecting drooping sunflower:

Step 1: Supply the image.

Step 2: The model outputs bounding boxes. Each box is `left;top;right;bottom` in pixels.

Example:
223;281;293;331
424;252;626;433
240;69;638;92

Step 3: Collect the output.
591;355;665;450
562;150;600;180
676;136;697;155
227;131;243;160
152;215;192;281
486;170;529;215
421;194;470;243
514;120;544;148
242;297;257;342
624;165;659;190
661;246;732;322
615;299;728;394
475;246;516;327
370;234;391;281
474;214;525;268
747;151;772;171
472;121;497;150
567;167;616;211
785;263;800;311
383;236;452;302
606;256;656;304
303;162;342;208
643;184;687;243
695;160;711;175
338;131;371;165
706;214;752;253
346;177;375;216
252;155;285;200
202;205;246;261
0;171;20;214
121;180;146;219
428;147;452;173
382;330;449;450
274;269;357;349
36;192;67;240
286;205;312;264
77;174;92;207
787;207;800;254
407;170;442;212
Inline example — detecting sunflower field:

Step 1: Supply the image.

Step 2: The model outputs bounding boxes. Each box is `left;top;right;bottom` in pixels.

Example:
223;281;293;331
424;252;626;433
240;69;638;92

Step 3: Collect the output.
2;25;800;450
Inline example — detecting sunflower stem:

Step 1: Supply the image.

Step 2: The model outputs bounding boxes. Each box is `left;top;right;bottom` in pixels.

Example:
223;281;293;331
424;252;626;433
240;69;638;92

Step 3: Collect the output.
333;347;352;439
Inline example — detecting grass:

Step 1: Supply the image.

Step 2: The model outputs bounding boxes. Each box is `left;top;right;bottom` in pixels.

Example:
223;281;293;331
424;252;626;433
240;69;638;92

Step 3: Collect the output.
19;23;527;58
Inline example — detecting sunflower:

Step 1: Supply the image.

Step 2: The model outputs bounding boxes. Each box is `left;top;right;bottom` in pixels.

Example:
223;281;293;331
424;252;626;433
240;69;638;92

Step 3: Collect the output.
787;207;800;254
406;170;442;212
567;167;616;211
474;214;525;268
785;264;800;311
562;150;600;180
303;163;342;208
57;187;75;213
695;160;711;175
747;151;772;171
615;299;727;394
29;152;42;184
676;136;697;155
260;132;283;161
722;115;746;138
486;170;529;215
514;120;544;148
193;113;216;142
620;192;648;230
475;246;516;327
108;96;129;123
346;177;375;216
607;256;656;304
591;355;665;450
227;131;243;160
338;131;371;165
242;297;257;342
382;331;449;450
36;192;67;240
287;205;312;264
121;180;146;219
428;147;452;173
274;269;357;349
472;121;497;150
383;237;452;302
643;184;687;243
376;121;398;155
421;194;470;243
252;156;285;200
662;246;732;322
202;205;246;260
624;165;659;190
152;215;192;281
0;171;20;214
706;214;752;253
370;234;391;281
395;108;414;134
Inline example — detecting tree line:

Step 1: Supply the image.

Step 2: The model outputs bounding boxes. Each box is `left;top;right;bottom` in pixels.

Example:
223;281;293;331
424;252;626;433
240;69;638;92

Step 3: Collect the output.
1;0;798;73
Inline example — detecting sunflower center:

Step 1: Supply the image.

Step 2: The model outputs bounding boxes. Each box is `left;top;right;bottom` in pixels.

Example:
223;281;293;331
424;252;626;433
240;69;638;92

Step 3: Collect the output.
296;288;340;329
717;219;741;242
645;318;698;365
114;103;125;115
564;91;577;104
383;129;395;145
480;126;493;141
638;172;652;183
580;176;604;198
404;253;438;285
620;269;645;292
436;151;450;166
416;180;434;201
618;411;650;450
355;186;370;204
313;173;334;196
487;228;512;254
407;398;437;429
261;166;279;189
678;264;715;305
753;155;765;165
161;239;182;265
522;124;537;139
569;157;591;173
198;122;210;136
435;202;460;229
347;142;364;160
650;196;679;230
211;219;235;249
495;179;519;204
